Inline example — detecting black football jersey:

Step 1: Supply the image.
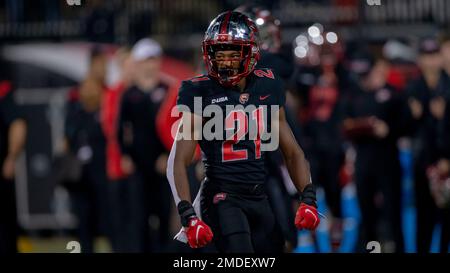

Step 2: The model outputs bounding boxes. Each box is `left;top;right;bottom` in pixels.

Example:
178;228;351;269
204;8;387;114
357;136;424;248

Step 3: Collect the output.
177;68;285;184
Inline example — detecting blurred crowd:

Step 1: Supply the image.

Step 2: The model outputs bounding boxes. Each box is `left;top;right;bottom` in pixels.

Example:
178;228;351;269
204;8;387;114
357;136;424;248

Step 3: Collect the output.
288;28;450;253
1;2;450;254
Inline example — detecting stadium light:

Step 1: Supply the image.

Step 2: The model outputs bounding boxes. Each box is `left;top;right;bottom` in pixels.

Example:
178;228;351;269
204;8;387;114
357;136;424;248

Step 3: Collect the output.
295;34;309;47
326;32;338;44
308;26;320;38
294;46;308;58
311;35;324;45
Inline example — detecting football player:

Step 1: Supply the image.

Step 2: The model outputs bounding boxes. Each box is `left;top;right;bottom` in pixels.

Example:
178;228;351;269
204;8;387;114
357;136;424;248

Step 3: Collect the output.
167;11;320;253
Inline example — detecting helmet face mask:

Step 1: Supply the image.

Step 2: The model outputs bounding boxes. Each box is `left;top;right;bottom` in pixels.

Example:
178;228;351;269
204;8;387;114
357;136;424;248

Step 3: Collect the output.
202;11;260;87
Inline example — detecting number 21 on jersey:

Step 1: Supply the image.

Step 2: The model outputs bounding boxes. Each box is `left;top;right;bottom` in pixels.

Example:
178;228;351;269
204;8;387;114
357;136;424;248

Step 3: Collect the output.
222;107;265;162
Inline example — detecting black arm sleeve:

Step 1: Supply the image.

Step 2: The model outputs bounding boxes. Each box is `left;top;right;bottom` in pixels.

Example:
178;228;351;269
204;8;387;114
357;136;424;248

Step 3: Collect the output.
388;91;410;139
64;101;80;153
436;97;450;159
0;89;21;127
402;82;424;137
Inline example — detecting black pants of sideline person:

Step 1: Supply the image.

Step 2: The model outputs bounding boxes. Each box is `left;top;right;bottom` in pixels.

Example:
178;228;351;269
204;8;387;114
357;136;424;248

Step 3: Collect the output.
71;169;111;253
414;166;450;253
0;178;18;253
354;154;404;253
107;176;145;253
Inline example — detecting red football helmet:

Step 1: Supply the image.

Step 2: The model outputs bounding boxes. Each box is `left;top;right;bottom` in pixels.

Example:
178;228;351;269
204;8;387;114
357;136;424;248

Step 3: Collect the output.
202;11;261;87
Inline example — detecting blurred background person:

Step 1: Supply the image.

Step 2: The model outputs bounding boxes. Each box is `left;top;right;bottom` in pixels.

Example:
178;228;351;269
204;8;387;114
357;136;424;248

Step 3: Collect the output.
300;40;346;252
64;46;111;253
102;47;134;183
341;53;405;253
117;38;172;252
0;75;27;253
290;27;349;252
434;34;450;253
100;46;138;252
404;37;443;253
423;34;450;253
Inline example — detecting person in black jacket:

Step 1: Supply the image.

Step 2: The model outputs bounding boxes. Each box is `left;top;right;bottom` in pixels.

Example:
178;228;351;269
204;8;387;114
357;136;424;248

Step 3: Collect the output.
64;47;110;253
342;53;405;253
405;37;450;253
117;38;172;252
0;78;27;254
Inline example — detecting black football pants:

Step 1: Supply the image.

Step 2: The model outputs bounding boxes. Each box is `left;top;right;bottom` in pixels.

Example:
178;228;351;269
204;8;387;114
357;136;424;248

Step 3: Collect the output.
201;180;284;253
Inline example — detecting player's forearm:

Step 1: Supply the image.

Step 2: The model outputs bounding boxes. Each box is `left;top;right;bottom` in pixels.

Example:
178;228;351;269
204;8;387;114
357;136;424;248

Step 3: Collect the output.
279;108;312;193
284;147;311;192
7;119;27;159
168;112;200;205
173;159;192;202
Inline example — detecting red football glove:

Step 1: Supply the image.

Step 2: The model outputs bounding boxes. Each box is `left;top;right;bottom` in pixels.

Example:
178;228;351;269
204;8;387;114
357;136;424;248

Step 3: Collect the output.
185;217;213;248
295;203;320;230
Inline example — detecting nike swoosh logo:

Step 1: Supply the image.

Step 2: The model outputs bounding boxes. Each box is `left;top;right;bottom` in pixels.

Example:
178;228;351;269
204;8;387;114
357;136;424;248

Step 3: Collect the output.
305;208;318;226
196;225;204;244
260;94;271;100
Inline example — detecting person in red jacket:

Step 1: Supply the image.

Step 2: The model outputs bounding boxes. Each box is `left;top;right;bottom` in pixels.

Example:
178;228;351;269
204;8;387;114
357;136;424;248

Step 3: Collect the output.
102;47;134;181
100;46;139;252
116;38;194;252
